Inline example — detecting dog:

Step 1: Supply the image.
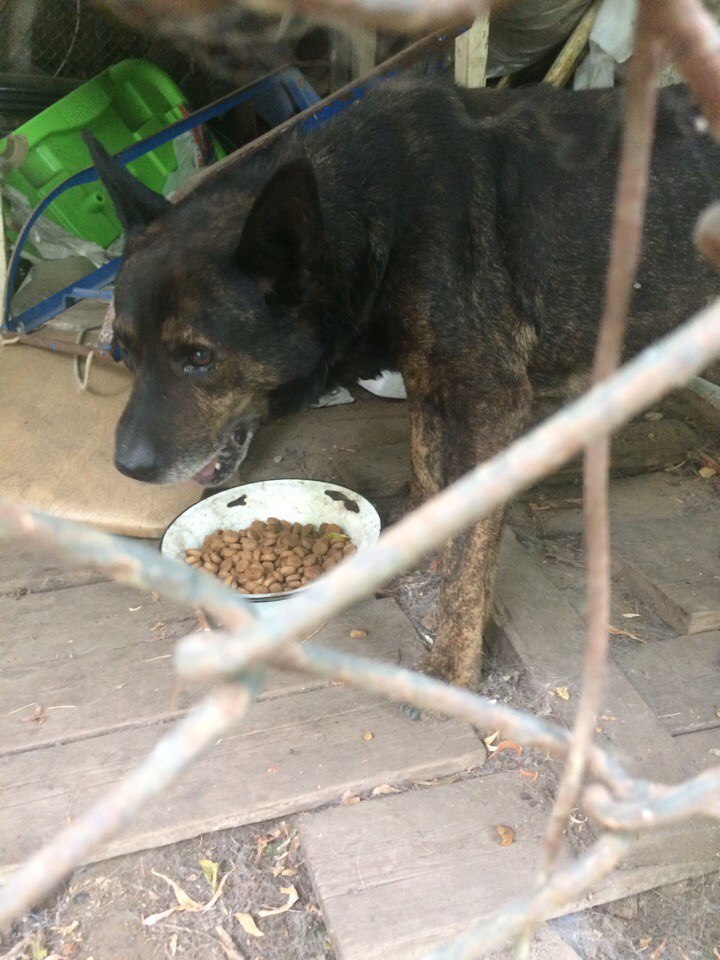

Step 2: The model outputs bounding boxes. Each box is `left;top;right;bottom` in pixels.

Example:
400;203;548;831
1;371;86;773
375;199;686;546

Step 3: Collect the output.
86;78;720;691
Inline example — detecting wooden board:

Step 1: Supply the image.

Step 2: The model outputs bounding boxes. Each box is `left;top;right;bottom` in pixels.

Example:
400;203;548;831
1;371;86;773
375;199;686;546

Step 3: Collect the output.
673;727;720;771
0;682;484;878
613;631;720;735
494;532;695;784
0;588;420;755
612;513;720;634
300;773;559;960
0;539;104;598
544;418;701;486
493;532;720;895
516;471;718;537
0;342;199;538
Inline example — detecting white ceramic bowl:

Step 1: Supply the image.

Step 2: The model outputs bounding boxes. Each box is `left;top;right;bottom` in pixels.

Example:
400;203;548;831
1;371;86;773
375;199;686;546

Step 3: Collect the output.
161;479;381;604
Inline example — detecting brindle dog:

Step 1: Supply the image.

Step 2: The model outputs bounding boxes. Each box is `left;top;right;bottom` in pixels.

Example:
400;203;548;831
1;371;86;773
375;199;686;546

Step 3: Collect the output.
86;79;720;691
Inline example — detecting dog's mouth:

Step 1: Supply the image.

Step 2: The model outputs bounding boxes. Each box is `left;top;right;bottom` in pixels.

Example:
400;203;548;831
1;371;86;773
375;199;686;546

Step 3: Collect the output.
192;423;257;488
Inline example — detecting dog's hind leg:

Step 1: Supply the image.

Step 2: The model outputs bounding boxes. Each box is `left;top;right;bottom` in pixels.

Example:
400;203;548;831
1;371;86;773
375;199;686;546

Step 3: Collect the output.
415;361;532;692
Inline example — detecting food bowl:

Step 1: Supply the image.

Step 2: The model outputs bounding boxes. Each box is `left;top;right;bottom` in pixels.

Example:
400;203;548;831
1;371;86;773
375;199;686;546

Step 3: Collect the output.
161;479;381;606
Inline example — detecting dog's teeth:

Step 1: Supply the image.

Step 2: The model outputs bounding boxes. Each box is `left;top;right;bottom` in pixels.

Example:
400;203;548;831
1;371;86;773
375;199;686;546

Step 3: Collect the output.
214;461;221;471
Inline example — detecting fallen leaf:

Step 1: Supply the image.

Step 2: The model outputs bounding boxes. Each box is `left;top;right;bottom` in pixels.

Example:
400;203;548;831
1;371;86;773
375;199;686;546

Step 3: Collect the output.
372;784;401;797
554;687;571;701
638;937;652;950
495;825;515;846
699;466;717;478
716;709;720;719
281;867;298;877
266;766;279;773
650;939;667;960
258;885;299;917
599;714;617;722
609;625;645;642
22;704;48;726
644;411;664;421
151;620;166;631
362;731;374;741
709;748;720;757
483;731;500;752
595;726;604;735
200;859;220;894
495;740;522;756
520;769;539;782
235;913;264;938
169;934;178;957
341;790;361;805
349;628;368;639
143;868;231;925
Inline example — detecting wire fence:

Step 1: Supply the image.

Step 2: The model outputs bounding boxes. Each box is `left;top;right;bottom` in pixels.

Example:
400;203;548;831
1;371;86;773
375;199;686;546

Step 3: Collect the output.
1;0;720;956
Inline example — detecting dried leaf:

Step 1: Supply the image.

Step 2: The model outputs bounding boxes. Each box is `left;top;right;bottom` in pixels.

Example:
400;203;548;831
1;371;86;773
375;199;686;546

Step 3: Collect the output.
595;726;604;734
638;937;652;950
258;885;299;917
716;709;720;719
341;790;361;805
281;867;298;877
371;784;401;797
650;939;667;960
699;466;717;478
235;913;264;938
609;625;645;642
599;714;617;722
520;769;539;782
200;859;220;893
362;731;374;741
349;628;368;639
644;411;664;421
495;825;515;846
483;731;500;752
143;868;231;925
554;687;571;701
151;871;203;912
495;740;522;756
169;934;178;957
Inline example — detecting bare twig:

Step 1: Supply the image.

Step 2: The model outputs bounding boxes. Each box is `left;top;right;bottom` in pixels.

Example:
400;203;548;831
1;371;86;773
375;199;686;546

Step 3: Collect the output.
585;766;720;830
536;0;662;890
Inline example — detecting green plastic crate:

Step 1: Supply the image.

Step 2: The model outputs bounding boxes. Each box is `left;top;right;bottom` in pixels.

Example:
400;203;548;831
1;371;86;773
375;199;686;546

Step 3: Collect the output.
0;59;223;249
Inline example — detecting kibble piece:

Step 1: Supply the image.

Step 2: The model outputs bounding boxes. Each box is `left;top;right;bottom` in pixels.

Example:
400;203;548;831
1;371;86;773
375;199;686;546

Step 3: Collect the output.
313;540;329;556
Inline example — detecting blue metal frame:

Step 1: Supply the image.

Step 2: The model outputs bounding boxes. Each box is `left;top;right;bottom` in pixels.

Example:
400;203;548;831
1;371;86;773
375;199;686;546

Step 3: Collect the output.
3;37;451;335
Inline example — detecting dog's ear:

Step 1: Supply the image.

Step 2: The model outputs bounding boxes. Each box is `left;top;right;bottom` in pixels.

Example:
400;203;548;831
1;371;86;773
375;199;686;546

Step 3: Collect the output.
236;159;323;298
83;130;171;235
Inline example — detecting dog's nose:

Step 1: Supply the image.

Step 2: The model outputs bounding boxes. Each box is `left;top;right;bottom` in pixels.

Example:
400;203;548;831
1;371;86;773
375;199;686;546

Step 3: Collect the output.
114;438;161;482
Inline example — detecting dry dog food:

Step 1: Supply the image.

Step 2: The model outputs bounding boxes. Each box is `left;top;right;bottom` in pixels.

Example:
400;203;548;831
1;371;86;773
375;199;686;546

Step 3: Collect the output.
185;518;357;594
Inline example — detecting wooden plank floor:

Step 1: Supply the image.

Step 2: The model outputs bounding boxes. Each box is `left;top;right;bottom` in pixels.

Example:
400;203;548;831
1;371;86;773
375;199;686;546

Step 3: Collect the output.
0;585;485;877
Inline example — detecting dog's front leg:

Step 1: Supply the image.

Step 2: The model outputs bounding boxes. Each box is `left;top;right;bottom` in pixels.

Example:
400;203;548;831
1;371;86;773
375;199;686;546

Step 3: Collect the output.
417;369;532;691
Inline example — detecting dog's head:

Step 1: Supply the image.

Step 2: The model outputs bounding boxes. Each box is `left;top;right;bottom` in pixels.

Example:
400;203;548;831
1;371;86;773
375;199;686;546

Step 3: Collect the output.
86;134;328;487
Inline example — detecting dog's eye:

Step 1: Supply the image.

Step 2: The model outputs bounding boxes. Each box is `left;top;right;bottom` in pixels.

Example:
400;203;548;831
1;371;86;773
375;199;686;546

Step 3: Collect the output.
185;347;213;372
